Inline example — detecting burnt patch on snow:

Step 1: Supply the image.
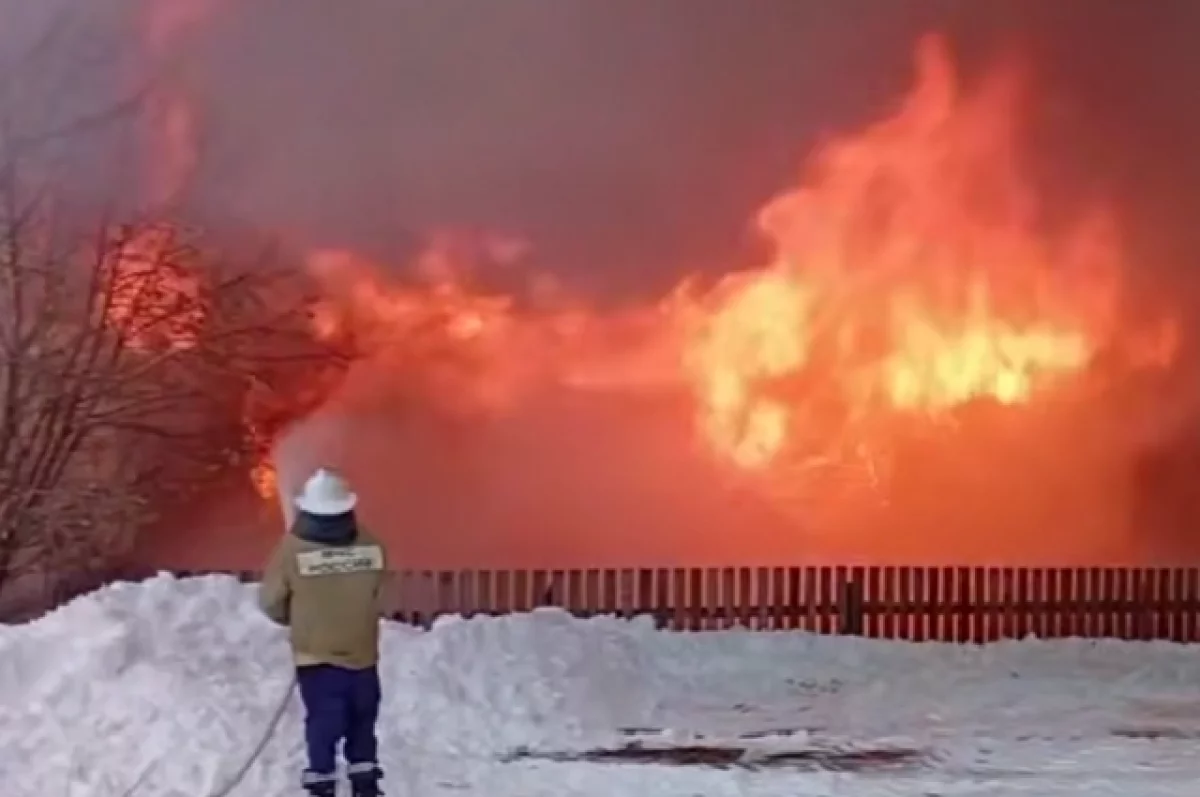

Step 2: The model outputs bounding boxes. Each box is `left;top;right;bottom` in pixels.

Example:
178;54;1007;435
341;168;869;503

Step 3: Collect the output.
785;677;844;696
617;726;818;739
1111;726;1200;740
505;742;932;772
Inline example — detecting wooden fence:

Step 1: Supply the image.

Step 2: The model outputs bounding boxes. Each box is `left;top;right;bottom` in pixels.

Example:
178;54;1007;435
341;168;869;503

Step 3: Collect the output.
174;565;1200;643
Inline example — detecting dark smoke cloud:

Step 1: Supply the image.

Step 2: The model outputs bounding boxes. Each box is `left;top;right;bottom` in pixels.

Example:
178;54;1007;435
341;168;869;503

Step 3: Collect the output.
0;0;147;212
8;0;1200;567
4;0;1199;298
171;0;1200;300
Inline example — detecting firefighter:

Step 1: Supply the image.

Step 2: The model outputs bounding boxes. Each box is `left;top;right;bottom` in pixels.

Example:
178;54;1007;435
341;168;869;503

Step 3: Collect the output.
259;468;388;797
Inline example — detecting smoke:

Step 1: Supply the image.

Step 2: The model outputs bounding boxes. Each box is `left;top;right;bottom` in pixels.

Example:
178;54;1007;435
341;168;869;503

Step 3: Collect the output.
7;0;1200;566
169;1;1014;291
271;413;350;532
166;2;1200;297
191;1;1200;567
4;0;1200;284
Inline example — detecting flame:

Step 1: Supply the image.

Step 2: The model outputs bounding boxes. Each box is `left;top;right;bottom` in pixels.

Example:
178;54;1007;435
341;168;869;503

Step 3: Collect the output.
103;224;205;352
307;240;542;415
247;35;1175;509
668;35;1172;495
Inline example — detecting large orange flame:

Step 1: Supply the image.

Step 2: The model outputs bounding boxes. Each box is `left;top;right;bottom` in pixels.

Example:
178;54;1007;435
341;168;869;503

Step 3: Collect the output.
672;34;1159;492
297;36;1174;507
201;34;1173;519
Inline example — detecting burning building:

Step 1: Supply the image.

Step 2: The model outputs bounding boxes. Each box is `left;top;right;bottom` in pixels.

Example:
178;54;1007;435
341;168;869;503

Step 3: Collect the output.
140;34;1175;572
110;4;1197;573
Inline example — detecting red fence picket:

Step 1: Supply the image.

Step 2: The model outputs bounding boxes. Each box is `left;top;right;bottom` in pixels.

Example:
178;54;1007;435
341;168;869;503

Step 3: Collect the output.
161;565;1200;643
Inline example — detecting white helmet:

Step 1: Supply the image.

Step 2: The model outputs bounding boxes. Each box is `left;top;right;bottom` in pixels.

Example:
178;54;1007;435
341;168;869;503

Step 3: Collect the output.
293;468;358;517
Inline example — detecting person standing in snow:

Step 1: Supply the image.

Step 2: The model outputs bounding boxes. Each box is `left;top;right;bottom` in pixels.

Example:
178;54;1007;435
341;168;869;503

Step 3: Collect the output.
259;468;389;797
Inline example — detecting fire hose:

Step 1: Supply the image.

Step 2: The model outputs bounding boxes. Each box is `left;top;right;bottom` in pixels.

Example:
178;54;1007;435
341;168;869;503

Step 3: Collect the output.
206;672;299;797
122;672;298;797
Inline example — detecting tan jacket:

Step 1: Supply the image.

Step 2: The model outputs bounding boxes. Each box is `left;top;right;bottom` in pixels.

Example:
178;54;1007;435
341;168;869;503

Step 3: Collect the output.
258;521;388;669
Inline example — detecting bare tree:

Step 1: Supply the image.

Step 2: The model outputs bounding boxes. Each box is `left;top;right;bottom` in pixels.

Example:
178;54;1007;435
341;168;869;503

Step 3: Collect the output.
0;5;478;614
0;193;330;602
0;3;359;615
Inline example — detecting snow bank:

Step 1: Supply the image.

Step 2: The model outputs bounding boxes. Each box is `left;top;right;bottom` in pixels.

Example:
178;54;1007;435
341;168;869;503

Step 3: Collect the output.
2;573;1199;796
382;609;663;756
0;575;297;795
0;574;663;795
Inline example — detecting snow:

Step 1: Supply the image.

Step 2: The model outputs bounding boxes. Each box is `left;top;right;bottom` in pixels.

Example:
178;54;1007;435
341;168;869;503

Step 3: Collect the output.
2;574;1199;796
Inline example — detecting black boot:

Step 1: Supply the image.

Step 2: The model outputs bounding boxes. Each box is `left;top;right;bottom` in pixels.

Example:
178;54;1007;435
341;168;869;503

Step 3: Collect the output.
303;782;337;797
350;767;384;797
351;779;383;797
302;771;338;797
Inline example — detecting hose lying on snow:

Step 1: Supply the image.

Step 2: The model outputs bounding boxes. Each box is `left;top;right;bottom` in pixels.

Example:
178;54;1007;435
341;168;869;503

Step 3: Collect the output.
207;673;298;797
123;673;298;797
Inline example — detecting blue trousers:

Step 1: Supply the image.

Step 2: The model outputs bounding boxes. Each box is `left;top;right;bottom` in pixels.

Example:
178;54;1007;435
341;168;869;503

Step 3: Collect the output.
296;664;382;785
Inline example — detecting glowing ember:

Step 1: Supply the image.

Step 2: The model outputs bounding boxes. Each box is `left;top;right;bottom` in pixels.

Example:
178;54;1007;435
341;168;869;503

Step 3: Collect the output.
250;458;277;499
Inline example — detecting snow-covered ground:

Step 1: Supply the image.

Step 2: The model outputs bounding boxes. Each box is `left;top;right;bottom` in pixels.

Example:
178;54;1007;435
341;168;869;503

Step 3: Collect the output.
2;574;1199;796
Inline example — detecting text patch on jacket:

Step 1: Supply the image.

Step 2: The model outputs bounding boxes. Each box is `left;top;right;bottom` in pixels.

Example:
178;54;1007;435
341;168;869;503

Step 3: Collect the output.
295;545;384;577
